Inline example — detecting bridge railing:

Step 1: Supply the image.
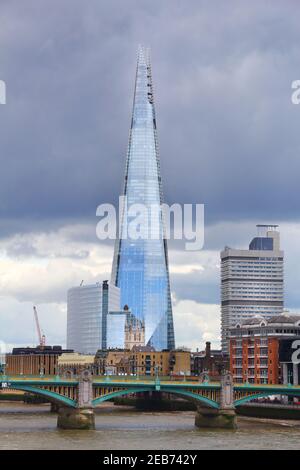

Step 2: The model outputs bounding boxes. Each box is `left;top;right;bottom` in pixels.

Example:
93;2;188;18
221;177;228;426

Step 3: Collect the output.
0;373;219;385
0;374;77;382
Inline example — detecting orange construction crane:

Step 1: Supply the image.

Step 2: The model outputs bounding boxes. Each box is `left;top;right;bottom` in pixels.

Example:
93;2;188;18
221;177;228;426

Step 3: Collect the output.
33;306;46;348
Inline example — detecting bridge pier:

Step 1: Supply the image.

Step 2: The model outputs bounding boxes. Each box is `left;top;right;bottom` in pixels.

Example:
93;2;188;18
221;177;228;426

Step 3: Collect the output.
57;406;95;430
195;372;237;430
195;406;237;429
57;369;95;430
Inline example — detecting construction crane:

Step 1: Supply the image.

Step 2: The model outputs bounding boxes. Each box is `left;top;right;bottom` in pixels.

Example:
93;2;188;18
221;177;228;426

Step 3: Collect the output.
33;306;46;348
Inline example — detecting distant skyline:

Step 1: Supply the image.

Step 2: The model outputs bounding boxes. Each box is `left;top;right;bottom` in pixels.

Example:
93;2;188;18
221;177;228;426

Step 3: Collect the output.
0;1;300;351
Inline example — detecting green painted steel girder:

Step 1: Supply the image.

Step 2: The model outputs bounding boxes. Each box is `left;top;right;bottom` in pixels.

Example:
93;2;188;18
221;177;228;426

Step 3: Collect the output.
4;376;300;410
92;387;154;406
234;390;300;407
92;385;220;409
234;385;300;394
161;388;220;409
4;384;77;408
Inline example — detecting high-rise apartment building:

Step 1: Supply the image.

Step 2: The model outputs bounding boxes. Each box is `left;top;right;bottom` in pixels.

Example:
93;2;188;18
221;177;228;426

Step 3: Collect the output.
111;46;175;350
221;225;284;353
67;281;120;354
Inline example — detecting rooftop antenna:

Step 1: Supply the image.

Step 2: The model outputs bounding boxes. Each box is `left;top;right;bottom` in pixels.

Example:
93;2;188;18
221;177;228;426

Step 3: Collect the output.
256;224;279;236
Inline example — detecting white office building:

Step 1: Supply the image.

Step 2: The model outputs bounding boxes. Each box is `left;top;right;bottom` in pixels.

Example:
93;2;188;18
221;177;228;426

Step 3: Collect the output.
67;281;120;354
221;225;284;353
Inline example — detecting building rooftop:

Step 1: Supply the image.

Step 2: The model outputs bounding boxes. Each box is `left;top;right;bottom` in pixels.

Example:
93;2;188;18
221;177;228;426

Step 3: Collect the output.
10;346;73;356
57;352;95;365
131;345;156;353
233;313;300;329
268;314;300;324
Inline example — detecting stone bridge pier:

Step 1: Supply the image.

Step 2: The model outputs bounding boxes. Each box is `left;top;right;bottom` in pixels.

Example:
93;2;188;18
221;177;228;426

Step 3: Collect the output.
57;370;95;430
195;372;237;430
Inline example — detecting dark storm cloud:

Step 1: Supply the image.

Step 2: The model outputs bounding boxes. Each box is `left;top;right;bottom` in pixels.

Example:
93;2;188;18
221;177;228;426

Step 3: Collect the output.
0;0;299;233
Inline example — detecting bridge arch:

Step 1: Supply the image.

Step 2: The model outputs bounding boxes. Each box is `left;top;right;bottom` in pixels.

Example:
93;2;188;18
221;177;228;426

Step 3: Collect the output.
7;384;77;408
92;386;219;409
92;387;153;406
234;391;300;407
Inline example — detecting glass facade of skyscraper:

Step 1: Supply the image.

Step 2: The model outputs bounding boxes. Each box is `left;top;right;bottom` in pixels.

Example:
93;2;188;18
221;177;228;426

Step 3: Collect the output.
111;46;175;351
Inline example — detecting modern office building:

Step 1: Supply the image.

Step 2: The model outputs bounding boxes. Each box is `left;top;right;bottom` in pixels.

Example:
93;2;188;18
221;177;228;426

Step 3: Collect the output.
229;314;300;385
221;225;284;353
67;281;120;354
111;46;175;351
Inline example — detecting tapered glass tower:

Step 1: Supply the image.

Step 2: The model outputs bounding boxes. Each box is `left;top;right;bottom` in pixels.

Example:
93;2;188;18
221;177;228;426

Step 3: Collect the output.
111;46;175;350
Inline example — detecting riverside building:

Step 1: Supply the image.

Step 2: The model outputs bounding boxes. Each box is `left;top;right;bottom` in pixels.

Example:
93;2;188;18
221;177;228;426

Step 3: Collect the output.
229;314;300;385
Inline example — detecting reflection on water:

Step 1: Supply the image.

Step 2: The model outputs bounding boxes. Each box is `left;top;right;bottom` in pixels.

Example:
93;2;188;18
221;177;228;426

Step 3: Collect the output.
0;402;300;450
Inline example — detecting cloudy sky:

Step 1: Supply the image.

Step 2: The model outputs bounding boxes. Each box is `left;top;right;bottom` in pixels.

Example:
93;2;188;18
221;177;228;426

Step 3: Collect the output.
0;0;300;351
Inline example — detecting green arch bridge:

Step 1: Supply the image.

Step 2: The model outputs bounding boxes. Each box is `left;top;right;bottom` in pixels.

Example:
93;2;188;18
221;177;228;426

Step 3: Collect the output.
1;373;299;429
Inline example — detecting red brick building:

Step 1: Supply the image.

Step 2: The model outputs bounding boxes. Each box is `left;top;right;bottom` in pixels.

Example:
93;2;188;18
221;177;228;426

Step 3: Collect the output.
191;342;229;379
230;314;300;384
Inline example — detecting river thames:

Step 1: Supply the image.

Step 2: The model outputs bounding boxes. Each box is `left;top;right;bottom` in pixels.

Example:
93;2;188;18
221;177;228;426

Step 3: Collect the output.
0;402;300;450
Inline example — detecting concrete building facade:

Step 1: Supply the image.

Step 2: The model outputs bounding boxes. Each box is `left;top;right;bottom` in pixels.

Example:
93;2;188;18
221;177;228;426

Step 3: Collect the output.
221;225;284;353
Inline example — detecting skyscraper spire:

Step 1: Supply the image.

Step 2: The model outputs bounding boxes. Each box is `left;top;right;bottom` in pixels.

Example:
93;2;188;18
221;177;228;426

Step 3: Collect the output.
111;46;175;350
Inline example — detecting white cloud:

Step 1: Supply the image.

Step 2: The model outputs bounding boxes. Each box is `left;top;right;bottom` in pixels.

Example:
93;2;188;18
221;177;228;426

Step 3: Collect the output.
0;225;113;303
0;220;299;349
173;299;220;350
0;297;66;351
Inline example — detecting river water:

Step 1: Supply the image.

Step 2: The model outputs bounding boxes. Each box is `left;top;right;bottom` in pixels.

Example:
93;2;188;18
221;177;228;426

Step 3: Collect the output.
0;402;299;450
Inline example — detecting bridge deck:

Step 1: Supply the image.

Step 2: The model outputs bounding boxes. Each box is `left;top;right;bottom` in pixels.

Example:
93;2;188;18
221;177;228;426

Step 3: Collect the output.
1;375;300;393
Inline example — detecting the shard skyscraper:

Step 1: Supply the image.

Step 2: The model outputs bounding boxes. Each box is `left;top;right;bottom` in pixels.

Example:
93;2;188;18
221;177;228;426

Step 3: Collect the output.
111;46;175;350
